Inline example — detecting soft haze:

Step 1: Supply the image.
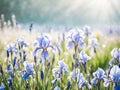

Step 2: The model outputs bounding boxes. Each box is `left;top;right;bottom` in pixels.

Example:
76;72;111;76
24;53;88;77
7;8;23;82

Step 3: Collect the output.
0;0;120;25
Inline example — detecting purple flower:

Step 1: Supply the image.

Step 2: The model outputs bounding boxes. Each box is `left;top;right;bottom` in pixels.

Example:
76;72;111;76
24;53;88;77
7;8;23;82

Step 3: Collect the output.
83;25;91;37
111;48;120;63
16;37;27;48
33;34;55;59
79;50;91;64
54;86;61;90
21;70;29;80
91;68;106;85
23;61;34;75
109;65;120;83
69;68;91;89
52;59;68;83
104;65;120;87
88;38;99;53
78;73;91;89
6;43;18;54
67;29;85;49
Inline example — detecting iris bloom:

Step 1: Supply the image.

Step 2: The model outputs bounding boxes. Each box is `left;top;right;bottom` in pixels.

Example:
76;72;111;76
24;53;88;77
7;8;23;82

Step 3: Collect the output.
52;59;68;83
69;68;91;89
88;38;99;53
54;86;61;90
33;34;55;59
78;50;91;73
52;59;68;77
91;68;106;85
67;29;85;52
104;65;120;87
110;48;120;65
21;61;34;80
79;50;91;64
16;37;27;49
83;25;91;37
6;43;18;55
23;61;34;75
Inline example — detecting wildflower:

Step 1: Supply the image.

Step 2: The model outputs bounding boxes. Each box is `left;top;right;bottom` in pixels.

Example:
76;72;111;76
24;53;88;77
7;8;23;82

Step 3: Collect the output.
6;43;18;55
33;34;55;59
23;61;34;75
88;38;99;53
104;65;120;87
67;29;85;53
78;50;91;73
91;68;106;85
79;50;91;64
54;86;61;90
21;70;29;80
111;48;120;64
69;68;91;89
83;25;91;37
16;37;27;49
52;59;68;77
0;83;5;90
78;73;91;89
51;79;57;84
52;59;68;83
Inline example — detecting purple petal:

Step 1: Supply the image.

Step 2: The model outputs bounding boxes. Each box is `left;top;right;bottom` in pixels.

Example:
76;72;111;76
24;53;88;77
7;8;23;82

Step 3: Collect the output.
33;48;40;56
67;41;74;49
41;50;49;59
91;78;98;85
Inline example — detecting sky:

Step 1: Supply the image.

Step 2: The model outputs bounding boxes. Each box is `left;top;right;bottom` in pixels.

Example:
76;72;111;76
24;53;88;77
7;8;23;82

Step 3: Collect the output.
0;0;120;26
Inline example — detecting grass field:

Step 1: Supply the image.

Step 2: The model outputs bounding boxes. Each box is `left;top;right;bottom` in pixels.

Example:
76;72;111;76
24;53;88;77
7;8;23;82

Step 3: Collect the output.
0;25;120;90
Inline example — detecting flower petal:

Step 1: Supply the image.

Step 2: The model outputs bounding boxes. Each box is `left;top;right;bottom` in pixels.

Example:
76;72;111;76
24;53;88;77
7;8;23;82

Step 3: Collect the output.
41;50;49;59
67;41;74;49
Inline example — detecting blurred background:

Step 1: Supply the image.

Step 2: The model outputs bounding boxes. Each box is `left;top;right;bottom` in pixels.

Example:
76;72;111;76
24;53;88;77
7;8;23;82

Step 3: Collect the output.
0;0;120;26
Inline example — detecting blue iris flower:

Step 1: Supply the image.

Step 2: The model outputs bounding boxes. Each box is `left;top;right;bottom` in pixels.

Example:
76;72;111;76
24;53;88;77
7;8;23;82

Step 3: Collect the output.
78;73;91;89
16;37;27;48
67;29;85;49
83;25;91;37
52;59;68;77
23;61;34;75
21;70;29;80
33;34;55;59
79;50;91;64
69;68;91;89
52;59;68;83
91;68;106;85
21;61;34;80
7;43;18;54
54;86;61;90
109;65;120;83
88;38;99;53
110;48;120;65
104;65;120;87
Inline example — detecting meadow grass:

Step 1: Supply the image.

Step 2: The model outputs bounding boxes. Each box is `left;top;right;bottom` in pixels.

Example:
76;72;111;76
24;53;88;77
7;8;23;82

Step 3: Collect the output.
0;28;120;90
